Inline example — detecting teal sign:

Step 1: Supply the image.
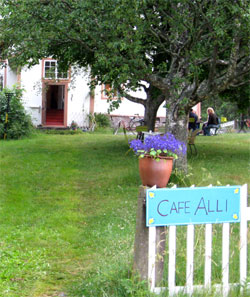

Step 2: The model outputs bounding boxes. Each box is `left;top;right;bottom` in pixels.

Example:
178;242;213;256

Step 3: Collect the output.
146;186;241;227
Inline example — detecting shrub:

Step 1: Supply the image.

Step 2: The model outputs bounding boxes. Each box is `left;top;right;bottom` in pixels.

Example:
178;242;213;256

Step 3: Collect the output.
94;112;111;128
0;87;33;139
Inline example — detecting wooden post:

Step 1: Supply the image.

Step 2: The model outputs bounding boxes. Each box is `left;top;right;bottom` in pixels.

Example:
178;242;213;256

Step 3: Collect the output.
133;186;166;285
133;186;149;280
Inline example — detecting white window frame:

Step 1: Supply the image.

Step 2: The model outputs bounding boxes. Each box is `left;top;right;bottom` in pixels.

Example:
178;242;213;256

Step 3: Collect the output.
43;60;69;80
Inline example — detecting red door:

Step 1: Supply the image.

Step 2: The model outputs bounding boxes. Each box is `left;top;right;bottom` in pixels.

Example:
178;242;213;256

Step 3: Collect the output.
42;84;67;127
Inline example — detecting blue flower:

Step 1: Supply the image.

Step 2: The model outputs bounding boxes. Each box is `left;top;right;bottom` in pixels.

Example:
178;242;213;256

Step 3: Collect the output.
129;133;186;159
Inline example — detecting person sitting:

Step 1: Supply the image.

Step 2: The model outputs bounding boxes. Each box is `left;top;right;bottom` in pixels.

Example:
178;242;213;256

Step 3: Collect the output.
188;109;198;131
202;107;219;136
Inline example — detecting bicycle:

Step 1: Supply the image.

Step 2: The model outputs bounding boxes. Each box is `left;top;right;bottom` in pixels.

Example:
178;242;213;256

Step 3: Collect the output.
113;114;145;136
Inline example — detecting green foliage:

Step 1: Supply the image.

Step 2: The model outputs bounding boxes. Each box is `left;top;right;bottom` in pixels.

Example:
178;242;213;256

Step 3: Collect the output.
77;263;149;297
1;0;248;101
219;84;250;115
107;98;122;113
201;84;250;121
168;168;193;188
0;87;33;139
201;95;239;121
94;112;111;128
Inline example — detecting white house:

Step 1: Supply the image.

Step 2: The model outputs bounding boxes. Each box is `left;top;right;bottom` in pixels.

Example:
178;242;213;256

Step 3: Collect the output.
0;59;201;128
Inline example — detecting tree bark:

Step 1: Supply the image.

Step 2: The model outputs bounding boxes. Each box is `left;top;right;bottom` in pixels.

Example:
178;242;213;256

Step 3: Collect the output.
164;103;189;172
122;85;165;132
144;101;159;132
143;87;165;131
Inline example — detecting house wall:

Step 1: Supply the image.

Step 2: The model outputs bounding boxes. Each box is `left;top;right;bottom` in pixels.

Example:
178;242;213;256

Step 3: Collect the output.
19;62;91;127
19;62;168;128
66;70;90;128
94;84;167;118
21;63;43;126
6;62;18;88
4;60;200;128
192;102;201;119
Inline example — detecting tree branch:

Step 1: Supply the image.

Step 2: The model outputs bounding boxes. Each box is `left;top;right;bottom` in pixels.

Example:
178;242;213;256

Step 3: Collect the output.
117;86;146;106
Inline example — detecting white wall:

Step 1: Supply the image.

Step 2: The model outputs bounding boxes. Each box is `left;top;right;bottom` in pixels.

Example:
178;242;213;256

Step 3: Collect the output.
94;84;167;118
67;70;91;127
6;62;18;88
20;63;43;125
19;63;92;127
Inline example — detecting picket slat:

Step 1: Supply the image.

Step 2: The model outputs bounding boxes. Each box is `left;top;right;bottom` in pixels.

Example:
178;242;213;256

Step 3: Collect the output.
168;225;176;295
240;184;248;285
186;224;194;294
148;226;156;291
222;223;230;297
205;223;212;287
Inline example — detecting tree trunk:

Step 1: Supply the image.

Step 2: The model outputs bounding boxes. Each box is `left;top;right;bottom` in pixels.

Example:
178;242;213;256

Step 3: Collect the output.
144;102;158;131
122;86;165;132
165;103;189;172
143;88;165;131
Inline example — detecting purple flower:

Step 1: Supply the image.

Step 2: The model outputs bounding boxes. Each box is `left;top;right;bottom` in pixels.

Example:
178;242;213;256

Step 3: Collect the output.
129;133;186;159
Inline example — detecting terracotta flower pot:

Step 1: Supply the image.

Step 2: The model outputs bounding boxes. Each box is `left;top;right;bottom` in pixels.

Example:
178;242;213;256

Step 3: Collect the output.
139;156;174;188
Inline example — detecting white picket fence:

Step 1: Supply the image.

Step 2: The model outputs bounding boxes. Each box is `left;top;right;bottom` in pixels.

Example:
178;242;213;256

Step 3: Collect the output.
148;184;249;296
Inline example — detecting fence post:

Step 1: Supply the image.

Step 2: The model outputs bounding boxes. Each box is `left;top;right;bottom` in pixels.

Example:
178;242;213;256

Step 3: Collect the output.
133;186;166;285
133;186;149;280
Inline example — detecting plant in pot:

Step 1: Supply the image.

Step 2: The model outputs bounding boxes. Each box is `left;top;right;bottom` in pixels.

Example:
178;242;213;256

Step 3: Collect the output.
70;121;78;130
129;133;186;188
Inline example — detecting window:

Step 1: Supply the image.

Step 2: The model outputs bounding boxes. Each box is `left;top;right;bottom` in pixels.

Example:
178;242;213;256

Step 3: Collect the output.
43;60;69;79
101;84;119;99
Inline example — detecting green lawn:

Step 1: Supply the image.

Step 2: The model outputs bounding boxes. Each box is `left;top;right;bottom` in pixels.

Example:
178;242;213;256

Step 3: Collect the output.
0;132;249;297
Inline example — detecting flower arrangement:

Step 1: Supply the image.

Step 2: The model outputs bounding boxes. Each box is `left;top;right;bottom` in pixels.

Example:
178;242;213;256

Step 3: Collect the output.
129;133;186;160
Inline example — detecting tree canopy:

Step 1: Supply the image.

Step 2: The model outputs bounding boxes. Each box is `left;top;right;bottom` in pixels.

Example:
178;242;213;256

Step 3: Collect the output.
1;0;249;169
201;83;250;121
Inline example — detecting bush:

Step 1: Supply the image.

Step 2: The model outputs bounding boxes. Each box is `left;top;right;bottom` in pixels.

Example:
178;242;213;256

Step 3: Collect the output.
0;87;33;139
94;113;111;128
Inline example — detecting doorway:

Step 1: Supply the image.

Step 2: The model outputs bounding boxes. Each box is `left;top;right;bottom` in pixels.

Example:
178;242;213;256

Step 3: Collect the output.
44;85;66;126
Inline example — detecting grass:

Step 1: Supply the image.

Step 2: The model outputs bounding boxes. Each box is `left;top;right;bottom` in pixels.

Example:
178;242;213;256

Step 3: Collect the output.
188;133;250;186
0;132;249;296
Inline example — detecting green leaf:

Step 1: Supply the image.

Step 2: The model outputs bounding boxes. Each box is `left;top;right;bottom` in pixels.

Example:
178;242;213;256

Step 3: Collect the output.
149;151;156;157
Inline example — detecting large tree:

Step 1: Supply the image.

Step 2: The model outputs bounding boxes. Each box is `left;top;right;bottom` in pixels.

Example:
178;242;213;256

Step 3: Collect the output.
0;0;249;169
